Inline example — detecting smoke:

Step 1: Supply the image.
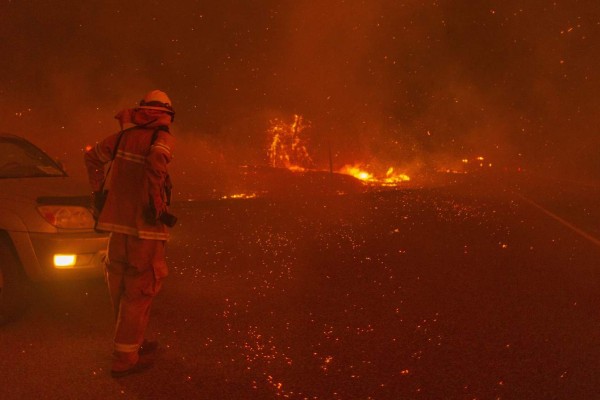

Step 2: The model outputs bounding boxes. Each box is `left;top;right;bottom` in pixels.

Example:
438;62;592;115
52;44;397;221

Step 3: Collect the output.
1;0;600;187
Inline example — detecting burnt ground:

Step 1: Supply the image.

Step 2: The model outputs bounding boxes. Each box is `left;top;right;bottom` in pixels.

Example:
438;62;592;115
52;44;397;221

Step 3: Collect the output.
1;172;600;399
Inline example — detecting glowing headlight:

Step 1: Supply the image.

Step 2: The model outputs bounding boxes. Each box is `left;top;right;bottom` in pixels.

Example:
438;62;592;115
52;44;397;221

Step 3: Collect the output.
37;206;95;229
54;254;77;268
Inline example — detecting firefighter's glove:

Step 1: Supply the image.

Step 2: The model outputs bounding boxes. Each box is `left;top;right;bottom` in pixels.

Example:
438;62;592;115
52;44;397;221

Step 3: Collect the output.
144;202;177;227
159;211;178;227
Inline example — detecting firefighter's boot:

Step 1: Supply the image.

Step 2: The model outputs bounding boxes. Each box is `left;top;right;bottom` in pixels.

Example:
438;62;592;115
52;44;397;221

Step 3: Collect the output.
111;350;153;378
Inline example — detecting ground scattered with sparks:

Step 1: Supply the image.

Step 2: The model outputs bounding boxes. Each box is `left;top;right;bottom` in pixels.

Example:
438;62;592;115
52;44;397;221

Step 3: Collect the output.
2;175;600;399
155;177;600;399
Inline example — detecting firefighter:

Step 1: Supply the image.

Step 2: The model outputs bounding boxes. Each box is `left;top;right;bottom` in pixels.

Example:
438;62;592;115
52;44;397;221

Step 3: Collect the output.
84;89;176;377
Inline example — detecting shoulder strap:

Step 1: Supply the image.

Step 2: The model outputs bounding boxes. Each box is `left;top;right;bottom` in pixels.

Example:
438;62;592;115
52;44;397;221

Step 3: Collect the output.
150;125;170;147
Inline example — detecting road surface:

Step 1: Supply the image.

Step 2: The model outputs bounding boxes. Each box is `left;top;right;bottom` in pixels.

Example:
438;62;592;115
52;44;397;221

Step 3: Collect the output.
1;173;599;399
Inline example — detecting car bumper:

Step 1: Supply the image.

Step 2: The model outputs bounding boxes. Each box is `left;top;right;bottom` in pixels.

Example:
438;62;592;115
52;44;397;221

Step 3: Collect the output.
11;230;109;281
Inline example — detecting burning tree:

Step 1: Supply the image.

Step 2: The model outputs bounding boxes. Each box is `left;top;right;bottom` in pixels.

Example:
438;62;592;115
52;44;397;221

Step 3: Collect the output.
266;113;411;186
267;114;313;170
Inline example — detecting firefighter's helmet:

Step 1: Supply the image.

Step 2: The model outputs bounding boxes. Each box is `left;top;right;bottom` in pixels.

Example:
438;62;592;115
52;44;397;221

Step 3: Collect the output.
137;90;175;115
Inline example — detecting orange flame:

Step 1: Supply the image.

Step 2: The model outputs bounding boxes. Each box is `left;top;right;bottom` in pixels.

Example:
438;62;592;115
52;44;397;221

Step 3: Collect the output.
339;164;410;186
266;114;410;187
267;114;312;170
339;165;373;181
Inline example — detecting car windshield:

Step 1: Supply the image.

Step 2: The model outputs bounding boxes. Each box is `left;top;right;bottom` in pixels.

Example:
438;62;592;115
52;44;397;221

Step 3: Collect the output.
0;136;65;178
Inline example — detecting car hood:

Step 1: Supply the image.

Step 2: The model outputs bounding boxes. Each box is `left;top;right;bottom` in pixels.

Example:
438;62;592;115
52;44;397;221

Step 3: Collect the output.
0;176;90;203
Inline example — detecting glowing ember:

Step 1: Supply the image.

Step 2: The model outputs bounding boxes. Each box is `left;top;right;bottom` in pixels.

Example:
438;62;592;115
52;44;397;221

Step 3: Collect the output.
221;193;258;200
442;156;494;174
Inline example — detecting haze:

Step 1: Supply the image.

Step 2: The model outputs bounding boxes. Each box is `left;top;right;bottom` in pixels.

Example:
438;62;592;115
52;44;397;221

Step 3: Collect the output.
1;0;598;182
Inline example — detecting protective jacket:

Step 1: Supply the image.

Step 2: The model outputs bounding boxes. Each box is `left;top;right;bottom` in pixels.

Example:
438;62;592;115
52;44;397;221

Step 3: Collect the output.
84;122;175;240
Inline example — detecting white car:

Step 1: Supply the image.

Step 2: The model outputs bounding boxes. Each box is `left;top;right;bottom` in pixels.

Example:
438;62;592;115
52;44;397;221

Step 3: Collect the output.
0;133;108;323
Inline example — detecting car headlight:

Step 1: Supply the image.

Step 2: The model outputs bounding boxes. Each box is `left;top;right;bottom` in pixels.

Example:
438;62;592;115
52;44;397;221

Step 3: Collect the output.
37;205;95;229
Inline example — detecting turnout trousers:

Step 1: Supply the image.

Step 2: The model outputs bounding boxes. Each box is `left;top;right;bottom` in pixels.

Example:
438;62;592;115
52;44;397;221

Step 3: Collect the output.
106;232;168;354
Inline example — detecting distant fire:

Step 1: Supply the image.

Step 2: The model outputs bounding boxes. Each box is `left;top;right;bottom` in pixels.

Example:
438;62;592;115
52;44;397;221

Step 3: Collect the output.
339;164;410;186
340;165;373;181
267;115;411;187
267;114;312;170
221;193;258;200
450;156;493;173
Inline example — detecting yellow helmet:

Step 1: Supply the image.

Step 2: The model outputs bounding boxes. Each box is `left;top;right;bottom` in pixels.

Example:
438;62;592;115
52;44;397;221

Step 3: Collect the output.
137;90;175;115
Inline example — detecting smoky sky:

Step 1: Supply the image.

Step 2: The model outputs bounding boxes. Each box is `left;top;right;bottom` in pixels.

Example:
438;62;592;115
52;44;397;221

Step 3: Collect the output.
1;0;599;179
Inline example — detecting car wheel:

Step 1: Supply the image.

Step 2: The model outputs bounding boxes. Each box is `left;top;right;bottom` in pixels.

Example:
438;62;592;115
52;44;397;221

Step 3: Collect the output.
0;235;28;325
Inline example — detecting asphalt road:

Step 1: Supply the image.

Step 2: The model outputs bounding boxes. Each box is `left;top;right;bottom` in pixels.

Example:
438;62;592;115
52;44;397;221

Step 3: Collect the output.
1;173;600;399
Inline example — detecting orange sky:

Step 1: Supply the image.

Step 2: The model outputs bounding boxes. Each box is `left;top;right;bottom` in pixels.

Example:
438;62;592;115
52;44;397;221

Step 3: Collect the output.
1;0;599;178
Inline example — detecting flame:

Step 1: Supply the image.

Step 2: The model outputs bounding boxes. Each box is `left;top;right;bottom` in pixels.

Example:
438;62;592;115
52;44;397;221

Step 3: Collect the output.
339;165;373;181
339;164;410;186
221;193;258;200
267;114;312;170
286;165;306;172
384;167;411;184
266;114;410;187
